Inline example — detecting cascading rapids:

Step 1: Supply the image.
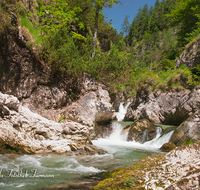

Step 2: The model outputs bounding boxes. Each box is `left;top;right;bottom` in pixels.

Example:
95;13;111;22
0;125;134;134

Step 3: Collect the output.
92;102;174;153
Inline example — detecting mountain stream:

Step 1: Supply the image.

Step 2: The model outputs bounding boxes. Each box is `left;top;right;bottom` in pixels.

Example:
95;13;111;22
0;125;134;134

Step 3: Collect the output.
0;102;174;190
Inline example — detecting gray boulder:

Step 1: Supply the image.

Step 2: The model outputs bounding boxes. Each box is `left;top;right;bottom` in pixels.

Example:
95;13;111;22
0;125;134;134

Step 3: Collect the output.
64;83;115;127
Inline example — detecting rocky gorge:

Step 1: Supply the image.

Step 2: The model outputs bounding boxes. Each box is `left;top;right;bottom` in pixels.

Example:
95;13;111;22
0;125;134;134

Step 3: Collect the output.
0;9;200;190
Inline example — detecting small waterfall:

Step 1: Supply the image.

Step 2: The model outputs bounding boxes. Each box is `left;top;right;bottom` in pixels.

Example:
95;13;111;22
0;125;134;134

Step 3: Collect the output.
92;102;174;153
108;122;128;141
116;102;130;121
147;130;174;148
108;102;130;141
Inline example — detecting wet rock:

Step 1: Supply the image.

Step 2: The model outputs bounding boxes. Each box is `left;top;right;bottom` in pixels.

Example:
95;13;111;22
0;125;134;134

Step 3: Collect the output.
74;145;106;156
126;119;157;143
160;142;176;152
92;123;113;139
95;111;115;125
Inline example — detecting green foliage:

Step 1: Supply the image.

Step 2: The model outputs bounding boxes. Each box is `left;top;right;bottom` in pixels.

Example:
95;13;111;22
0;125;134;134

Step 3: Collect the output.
185;14;200;42
14;1;27;16
71;93;77;99
58;115;65;123
182;139;197;146
20;16;42;44
155;59;175;71
1;0;199;98
124;177;135;188
94;0;120;9
129;0;175;45
39;0;82;35
71;32;87;43
167;0;200;46
0;4;12;34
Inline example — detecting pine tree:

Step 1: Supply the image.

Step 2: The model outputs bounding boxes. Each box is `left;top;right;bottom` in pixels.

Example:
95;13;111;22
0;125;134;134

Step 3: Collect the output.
121;15;130;46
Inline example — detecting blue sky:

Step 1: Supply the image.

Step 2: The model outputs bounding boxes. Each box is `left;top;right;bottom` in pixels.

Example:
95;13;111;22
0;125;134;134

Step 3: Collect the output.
103;0;158;33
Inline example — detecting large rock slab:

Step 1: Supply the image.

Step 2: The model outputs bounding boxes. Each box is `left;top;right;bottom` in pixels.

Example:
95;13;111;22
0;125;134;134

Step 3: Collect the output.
64;83;115;127
122;119;157;143
0;92;101;155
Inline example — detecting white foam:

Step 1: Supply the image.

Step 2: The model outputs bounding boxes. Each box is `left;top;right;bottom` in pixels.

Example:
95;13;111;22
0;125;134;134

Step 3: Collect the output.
17;155;42;168
54;158;102;173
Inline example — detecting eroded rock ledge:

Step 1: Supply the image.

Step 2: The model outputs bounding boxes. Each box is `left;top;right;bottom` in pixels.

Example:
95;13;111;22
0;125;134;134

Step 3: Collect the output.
0;92;105;155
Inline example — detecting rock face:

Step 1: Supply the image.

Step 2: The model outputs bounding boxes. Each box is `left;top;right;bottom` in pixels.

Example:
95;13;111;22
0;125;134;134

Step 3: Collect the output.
92;142;200;190
123;119;157;143
0;14;115;127
63;81;115;127
0;92;103;155
125;86;200;126
0;13;116;154
170;110;200;146
175;37;200;69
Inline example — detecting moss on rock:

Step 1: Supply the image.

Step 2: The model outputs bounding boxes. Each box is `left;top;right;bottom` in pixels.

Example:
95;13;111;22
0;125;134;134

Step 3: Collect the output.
0;138;34;154
160;142;176;152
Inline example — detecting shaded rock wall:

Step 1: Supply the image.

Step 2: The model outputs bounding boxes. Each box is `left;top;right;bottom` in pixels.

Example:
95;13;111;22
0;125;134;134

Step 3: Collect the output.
170;110;200;146
0;13;116;126
0;14;83;121
124;87;200;146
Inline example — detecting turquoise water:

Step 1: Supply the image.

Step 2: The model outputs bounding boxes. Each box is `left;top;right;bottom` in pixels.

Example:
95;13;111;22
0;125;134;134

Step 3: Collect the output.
0;146;162;190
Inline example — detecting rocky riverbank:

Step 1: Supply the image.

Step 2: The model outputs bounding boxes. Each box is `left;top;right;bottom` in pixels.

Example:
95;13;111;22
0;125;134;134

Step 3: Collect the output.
0;91;109;155
92;142;200;190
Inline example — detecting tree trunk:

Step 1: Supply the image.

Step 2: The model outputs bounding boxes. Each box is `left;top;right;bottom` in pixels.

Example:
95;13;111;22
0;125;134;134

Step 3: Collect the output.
92;6;99;58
